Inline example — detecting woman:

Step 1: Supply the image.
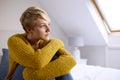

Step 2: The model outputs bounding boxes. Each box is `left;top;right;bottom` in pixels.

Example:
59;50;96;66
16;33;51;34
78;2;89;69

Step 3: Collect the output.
6;6;76;80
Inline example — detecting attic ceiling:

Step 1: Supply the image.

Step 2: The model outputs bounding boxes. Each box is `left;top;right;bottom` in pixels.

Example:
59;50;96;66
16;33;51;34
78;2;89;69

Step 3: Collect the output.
38;0;106;46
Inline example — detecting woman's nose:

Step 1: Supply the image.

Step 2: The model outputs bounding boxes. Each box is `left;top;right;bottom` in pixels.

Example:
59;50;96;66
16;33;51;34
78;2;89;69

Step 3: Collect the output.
46;26;50;32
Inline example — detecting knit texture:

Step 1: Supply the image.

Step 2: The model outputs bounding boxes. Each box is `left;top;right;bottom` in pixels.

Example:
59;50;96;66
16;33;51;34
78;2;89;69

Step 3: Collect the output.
6;33;76;80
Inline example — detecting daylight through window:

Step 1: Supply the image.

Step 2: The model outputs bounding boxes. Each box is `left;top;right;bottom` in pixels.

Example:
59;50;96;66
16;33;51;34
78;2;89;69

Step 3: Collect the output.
92;0;120;32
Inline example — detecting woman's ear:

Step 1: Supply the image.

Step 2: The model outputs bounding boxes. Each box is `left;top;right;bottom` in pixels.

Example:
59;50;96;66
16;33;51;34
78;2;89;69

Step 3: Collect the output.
26;27;32;33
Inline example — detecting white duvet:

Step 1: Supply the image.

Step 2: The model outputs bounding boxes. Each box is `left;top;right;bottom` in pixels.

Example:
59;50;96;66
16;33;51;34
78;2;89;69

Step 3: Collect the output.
71;64;120;80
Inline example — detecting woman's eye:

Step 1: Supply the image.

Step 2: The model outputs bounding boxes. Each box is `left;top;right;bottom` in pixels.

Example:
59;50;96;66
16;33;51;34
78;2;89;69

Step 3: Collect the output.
39;23;50;28
40;25;46;28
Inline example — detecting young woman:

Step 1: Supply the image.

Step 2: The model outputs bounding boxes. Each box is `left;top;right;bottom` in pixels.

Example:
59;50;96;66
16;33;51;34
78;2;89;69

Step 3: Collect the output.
6;6;76;80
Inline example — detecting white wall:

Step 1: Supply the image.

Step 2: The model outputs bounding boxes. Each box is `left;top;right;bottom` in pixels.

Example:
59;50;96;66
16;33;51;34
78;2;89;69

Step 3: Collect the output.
106;47;120;69
0;0;69;54
81;46;120;69
81;46;106;67
0;0;41;31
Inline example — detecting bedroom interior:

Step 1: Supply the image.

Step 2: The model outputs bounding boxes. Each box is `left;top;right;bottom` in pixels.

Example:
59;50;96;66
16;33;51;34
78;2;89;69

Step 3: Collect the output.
0;0;120;80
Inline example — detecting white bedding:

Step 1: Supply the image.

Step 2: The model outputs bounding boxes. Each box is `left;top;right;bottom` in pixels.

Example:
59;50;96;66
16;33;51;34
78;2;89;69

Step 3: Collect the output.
71;64;120;80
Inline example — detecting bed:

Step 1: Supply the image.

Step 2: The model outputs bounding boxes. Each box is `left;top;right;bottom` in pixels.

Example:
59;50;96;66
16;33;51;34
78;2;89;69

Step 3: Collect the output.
71;64;120;80
0;48;120;80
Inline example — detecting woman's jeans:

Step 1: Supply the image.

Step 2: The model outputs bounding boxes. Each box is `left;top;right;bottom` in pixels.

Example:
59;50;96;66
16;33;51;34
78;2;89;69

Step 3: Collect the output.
51;73;73;80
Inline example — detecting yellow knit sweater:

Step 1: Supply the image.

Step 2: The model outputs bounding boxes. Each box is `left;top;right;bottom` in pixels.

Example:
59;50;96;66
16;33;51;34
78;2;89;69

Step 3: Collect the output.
6;33;76;80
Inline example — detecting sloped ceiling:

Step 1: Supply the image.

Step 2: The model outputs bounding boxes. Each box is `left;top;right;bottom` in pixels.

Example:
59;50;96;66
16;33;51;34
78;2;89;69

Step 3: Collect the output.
38;0;106;46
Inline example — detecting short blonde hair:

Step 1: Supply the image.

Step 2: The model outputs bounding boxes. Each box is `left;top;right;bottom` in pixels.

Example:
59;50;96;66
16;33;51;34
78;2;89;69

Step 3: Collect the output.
20;6;51;31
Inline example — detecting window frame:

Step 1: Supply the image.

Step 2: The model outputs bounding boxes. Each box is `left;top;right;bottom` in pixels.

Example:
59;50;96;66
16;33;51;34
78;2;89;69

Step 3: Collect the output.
91;0;120;33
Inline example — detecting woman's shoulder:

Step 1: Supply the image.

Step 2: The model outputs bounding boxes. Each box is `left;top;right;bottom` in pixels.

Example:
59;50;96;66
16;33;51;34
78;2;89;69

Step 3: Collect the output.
8;33;27;42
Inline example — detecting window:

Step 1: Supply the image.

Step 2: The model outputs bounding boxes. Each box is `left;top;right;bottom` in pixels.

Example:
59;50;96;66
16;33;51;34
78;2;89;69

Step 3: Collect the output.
91;0;120;33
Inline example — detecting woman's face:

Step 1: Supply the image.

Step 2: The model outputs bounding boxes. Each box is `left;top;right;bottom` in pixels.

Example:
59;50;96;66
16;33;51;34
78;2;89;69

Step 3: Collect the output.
28;18;51;41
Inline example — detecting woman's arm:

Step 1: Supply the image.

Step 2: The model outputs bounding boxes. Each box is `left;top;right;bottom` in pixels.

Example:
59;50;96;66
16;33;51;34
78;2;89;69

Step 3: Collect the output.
8;34;63;69
37;48;76;79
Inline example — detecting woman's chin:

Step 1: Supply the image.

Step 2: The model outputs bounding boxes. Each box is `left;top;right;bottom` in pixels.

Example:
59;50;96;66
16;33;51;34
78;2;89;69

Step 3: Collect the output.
43;37;50;41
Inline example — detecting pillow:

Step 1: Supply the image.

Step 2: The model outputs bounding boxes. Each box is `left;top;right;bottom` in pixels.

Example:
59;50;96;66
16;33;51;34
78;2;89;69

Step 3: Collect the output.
0;48;9;80
0;48;24;80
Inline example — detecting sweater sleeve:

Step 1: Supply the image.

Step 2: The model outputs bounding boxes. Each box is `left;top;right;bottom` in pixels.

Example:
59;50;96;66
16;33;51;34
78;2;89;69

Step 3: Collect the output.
8;34;64;69
37;48;76;79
